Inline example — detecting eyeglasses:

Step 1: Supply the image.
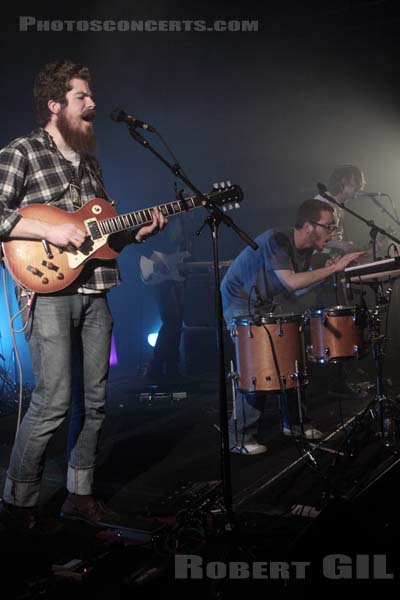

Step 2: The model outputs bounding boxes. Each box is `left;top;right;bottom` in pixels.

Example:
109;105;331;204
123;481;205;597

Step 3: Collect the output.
309;221;338;233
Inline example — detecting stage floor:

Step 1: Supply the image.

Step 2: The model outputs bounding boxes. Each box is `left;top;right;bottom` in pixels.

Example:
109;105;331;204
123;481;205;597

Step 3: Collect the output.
1;355;400;596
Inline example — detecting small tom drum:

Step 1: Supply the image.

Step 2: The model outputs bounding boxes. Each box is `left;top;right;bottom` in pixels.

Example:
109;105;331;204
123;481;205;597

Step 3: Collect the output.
230;313;306;392
306;305;368;364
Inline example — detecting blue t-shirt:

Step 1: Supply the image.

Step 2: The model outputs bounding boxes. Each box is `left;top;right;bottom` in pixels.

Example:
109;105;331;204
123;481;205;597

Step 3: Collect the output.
221;228;313;323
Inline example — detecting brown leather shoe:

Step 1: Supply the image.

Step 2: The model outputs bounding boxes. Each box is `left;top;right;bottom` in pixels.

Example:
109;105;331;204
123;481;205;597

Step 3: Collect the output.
60;494;119;526
0;499;63;535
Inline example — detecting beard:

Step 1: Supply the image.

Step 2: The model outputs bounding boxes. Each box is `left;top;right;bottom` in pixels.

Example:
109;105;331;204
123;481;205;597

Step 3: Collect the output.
57;108;97;155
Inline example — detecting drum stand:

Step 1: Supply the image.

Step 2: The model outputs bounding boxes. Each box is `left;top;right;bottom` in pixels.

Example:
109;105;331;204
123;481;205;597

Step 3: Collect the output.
286;361;320;466
228;360;247;454
346;283;400;448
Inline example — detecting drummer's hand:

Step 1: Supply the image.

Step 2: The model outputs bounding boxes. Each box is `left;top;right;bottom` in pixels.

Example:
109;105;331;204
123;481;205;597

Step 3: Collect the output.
332;251;366;272
325;256;340;267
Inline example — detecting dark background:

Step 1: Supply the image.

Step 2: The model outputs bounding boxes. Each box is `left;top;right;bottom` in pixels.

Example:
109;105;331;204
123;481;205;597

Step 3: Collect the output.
1;0;400;379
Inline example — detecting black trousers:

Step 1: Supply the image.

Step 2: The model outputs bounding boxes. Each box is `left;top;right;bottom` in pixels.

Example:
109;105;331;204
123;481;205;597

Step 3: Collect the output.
148;280;185;377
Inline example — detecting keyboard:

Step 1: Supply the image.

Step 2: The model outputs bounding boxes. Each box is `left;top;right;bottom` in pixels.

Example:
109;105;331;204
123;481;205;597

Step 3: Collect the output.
344;257;400;281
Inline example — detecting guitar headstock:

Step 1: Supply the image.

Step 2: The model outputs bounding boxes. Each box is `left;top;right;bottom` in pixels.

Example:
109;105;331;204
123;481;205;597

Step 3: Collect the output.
209;181;243;211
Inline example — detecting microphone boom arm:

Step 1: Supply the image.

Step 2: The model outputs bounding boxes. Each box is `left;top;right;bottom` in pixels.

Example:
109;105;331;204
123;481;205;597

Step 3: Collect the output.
317;183;400;251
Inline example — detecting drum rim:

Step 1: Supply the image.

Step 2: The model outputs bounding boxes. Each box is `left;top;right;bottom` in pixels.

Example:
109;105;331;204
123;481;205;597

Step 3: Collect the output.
231;312;303;325
307;305;361;316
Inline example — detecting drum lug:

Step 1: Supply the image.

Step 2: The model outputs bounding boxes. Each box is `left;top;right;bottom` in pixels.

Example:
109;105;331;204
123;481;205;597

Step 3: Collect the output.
306;345;313;360
325;347;330;357
354;344;360;355
230;326;238;338
247;325;253;338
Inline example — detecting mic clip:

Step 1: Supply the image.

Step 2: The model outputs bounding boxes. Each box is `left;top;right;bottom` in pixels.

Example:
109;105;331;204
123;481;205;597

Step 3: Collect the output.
254;286;264;308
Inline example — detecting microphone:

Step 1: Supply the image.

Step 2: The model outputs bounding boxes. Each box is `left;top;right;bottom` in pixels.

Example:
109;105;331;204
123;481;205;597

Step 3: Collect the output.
317;182;327;195
110;108;156;133
345;273;354;302
254;286;264;307
356;191;388;197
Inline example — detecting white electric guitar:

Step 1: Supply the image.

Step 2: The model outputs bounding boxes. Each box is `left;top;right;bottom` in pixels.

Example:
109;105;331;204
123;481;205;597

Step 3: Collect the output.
140;251;232;285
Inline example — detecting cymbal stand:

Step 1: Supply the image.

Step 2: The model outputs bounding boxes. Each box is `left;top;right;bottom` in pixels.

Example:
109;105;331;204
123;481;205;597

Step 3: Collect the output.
346;283;400;448
368;283;400;445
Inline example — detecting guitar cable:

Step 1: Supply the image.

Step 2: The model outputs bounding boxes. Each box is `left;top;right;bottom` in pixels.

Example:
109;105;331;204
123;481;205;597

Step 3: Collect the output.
1;265;30;432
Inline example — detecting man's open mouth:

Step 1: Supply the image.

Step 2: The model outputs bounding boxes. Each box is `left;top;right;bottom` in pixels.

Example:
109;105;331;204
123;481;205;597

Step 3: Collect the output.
82;112;96;122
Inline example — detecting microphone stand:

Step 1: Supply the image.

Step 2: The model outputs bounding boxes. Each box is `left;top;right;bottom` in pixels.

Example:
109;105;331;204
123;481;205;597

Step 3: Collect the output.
369;195;400;229
317;183;400;256
126;124;258;526
317;183;400;448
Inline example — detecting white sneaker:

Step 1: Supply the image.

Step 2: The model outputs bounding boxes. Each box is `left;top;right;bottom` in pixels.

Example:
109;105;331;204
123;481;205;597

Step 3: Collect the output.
230;443;268;455
283;425;324;440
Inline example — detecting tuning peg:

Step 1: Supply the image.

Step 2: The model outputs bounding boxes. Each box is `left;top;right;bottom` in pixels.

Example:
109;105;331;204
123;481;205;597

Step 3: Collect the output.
219;181;226;188
226;180;231;187
228;203;233;211
234;202;240;209
222;205;227;212
213;182;219;190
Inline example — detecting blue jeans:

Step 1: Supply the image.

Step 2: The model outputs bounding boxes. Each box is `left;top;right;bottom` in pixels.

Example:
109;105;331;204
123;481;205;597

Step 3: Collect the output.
3;293;113;507
228;387;308;447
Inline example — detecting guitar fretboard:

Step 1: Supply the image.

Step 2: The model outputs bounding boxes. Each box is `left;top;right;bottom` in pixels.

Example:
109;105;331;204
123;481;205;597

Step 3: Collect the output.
98;196;199;235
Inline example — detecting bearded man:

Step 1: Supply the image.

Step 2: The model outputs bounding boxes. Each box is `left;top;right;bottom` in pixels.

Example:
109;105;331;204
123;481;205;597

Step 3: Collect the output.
0;61;166;533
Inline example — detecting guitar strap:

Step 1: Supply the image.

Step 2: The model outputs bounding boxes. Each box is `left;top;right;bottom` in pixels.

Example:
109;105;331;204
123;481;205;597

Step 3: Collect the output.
69;180;82;210
82;155;115;206
64;155;114;211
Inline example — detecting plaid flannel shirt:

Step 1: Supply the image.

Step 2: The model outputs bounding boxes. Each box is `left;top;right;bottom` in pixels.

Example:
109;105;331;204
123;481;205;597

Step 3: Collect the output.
0;128;121;292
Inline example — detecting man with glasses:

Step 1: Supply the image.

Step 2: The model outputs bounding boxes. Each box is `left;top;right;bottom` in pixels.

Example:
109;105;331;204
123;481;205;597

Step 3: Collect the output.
308;165;370;398
221;199;364;454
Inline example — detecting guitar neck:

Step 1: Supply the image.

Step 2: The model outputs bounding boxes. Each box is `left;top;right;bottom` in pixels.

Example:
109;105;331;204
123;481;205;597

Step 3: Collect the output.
98;195;202;235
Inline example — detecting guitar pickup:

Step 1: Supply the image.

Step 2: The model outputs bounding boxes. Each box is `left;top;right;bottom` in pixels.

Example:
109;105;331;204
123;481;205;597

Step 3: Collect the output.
41;260;59;271
26;265;43;277
85;219;102;240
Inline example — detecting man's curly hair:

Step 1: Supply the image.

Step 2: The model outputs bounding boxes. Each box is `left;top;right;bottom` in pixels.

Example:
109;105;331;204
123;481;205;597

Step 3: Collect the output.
328;164;363;196
33;60;92;126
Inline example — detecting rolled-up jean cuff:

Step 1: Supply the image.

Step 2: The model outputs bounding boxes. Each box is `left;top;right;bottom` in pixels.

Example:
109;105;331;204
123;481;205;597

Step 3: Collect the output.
3;474;41;507
67;464;95;495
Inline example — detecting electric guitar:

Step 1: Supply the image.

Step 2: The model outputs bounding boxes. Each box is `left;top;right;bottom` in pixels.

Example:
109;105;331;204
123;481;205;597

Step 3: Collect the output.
1;183;243;294
140;251;233;285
